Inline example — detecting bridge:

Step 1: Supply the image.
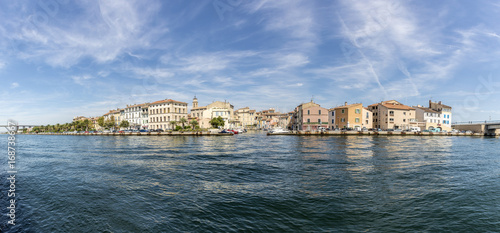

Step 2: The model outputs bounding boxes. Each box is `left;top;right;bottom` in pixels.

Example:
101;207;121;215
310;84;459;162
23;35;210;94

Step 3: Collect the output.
0;124;40;132
452;120;500;135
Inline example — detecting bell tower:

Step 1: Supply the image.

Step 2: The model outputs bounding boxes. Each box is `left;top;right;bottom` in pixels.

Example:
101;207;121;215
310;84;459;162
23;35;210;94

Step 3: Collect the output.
193;96;198;108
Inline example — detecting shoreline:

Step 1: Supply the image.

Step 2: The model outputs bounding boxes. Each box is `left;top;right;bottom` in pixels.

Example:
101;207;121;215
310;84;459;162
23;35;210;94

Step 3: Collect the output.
268;131;498;137
13;131;499;137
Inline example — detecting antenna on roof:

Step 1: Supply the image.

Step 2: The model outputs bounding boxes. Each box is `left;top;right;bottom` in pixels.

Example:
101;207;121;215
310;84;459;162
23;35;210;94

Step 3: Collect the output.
311;95;314;102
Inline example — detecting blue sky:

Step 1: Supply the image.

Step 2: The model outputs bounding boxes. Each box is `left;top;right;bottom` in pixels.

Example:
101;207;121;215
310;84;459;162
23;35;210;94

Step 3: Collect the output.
1;0;500;125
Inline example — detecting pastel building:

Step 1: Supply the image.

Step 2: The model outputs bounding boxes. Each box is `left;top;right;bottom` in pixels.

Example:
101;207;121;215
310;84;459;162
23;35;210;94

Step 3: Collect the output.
368;100;416;130
429;100;452;131
148;99;188;130
234;107;257;128
190;97;235;129
414;106;442;131
291;101;329;131
328;102;373;130
124;103;149;129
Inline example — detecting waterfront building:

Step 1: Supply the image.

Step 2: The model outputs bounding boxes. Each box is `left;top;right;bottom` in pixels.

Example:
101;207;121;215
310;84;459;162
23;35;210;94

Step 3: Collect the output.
414;106;442;131
234;107;257;128
124;104;144;129
190;97;234;129
429;100;452;131
256;108;283;129
148;99;188;130
291;101;328;131
368;100;416;130
124;103;149;129
73;116;88;122
328;102;372;130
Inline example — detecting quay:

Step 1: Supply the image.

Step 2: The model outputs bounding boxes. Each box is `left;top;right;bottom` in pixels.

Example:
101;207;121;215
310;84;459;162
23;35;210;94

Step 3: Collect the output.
23;131;233;136
268;131;499;137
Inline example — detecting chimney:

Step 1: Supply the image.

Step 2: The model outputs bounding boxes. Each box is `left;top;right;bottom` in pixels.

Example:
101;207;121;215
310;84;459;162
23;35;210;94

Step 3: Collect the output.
439;101;442;105
345;102;347;106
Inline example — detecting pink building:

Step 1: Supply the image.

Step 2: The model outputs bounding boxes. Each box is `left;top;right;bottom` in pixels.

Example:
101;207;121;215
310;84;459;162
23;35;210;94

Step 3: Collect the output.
291;101;329;131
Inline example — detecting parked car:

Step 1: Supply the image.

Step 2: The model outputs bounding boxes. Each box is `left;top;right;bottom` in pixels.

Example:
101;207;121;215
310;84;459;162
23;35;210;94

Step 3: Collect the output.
139;129;148;132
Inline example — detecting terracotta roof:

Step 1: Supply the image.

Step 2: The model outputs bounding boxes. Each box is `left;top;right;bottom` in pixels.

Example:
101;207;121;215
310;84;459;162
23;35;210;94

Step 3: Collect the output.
191;106;207;110
415;106;439;113
334;103;362;109
381;103;414;110
150;99;187;105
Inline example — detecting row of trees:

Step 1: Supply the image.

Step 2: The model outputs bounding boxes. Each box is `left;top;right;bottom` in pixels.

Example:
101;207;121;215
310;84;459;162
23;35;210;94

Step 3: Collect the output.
30;120;94;133
29;117;201;133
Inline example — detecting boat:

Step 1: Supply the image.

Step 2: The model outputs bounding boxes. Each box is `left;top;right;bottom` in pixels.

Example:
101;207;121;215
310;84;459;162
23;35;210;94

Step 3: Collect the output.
268;127;291;134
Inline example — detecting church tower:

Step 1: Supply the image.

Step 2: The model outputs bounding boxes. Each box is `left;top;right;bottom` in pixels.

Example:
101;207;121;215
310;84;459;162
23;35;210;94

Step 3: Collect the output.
193;96;198;108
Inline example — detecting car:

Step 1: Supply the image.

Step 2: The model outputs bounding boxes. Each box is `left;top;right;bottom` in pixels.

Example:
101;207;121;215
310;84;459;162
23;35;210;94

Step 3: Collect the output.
394;129;402;132
139;129;148;132
118;130;124;133
387;129;394;132
465;130;473;134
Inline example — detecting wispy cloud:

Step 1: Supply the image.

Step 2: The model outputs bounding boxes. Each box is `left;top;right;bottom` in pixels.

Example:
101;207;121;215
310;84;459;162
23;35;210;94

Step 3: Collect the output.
10;82;19;89
71;75;94;86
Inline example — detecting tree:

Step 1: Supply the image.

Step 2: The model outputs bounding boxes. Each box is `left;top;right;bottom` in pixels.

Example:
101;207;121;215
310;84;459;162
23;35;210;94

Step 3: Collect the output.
209;116;225;128
83;119;91;131
179;117;188;128
169;121;177;130
97;117;105;128
119;120;130;128
190;119;199;130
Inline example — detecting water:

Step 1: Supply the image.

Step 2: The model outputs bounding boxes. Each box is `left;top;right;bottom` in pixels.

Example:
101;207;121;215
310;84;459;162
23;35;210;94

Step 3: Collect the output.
1;133;499;232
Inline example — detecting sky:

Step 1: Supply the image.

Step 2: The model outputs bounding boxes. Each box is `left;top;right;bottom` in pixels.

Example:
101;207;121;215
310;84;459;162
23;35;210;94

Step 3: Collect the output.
1;0;500;125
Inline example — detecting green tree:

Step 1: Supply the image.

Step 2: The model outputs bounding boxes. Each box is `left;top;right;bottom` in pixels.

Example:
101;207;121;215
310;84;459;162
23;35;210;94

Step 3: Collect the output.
179;117;188;128
97;117;105;128
83;119;90;131
190;119;199;130
169;121;177;130
209;116;225;128
119;120;130;128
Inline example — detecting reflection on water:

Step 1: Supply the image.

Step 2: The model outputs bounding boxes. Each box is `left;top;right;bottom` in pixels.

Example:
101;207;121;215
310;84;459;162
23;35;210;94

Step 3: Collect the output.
0;134;499;232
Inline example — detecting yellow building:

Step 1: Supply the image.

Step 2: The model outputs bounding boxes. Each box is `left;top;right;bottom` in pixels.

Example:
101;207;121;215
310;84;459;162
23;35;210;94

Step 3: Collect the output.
328;102;372;130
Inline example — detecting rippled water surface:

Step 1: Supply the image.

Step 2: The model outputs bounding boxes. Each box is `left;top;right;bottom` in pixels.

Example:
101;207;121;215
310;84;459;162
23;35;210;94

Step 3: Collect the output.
1;133;500;232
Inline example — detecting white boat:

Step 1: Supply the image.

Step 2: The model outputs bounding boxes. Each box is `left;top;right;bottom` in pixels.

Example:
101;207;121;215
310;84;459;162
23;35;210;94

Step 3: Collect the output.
268;127;291;134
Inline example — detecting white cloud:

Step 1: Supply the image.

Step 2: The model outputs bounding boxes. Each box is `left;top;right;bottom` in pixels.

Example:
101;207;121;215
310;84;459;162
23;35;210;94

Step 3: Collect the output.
10;82;19;88
71;75;94;86
5;0;166;67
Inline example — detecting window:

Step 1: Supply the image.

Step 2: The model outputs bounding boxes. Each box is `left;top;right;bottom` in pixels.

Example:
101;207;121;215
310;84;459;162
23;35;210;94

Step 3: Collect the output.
389;111;394;116
389;118;394;122
319;110;321;115
403;119;406;122
332;111;335;116
355;109;360;114
332;119;334;124
318;119;321;123
342;109;345;113
307;119;310;123
403;112;406;115
308;110;310;115
355;118;360;123
341;118;345;122
366;112;369;118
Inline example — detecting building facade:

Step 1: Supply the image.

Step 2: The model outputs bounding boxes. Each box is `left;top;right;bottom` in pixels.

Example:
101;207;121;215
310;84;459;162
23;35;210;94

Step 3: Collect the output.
148;99;188;130
124;103;149;129
190;98;235;129
368;100;416;130
234;107;256;128
429;100;452;131
328;102;372;130
291;101;328;131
